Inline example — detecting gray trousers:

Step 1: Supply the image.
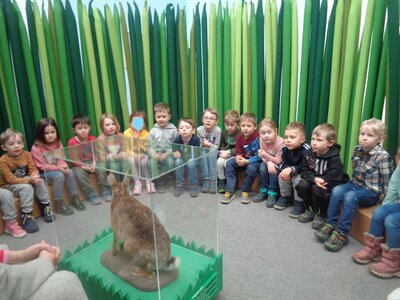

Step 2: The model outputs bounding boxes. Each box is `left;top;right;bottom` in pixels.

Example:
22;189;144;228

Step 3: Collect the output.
0;188;17;222
72;167;111;197
3;181;50;214
278;174;302;202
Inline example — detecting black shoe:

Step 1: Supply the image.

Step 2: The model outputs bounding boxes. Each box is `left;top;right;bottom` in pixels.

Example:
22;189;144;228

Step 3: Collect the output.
70;195;86;211
21;212;39;233
56;201;74;216
217;180;226;194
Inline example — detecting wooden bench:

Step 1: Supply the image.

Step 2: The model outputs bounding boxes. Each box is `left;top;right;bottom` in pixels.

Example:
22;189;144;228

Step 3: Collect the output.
0;174;100;235
349;205;378;244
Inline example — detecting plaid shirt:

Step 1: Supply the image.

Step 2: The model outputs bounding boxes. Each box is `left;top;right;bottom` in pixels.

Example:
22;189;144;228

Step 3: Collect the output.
351;145;393;201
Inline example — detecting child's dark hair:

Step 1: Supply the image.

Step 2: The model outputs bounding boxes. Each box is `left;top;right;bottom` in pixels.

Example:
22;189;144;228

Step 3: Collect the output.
178;117;196;129
130;111;147;125
34;117;61;146
71;115;91;129
153;102;170;114
312;123;337;141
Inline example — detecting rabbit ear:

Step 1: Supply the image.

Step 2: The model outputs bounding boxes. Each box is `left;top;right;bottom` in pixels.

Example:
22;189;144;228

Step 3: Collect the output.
122;173;131;186
107;172;118;185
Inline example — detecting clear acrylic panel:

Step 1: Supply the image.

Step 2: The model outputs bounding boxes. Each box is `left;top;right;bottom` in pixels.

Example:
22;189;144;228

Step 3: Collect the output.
42;135;220;298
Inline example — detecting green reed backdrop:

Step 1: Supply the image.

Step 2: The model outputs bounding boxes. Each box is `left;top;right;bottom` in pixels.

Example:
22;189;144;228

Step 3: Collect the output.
0;0;399;173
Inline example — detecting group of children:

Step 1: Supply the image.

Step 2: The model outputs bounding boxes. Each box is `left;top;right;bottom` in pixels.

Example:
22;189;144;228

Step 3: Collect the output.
0;102;399;279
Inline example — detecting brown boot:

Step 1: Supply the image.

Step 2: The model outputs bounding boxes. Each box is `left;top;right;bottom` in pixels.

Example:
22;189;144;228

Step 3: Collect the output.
352;232;383;264
368;244;400;278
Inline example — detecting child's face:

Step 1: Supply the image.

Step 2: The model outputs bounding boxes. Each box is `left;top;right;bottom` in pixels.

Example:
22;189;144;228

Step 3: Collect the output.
359;126;384;151
131;117;145;131
73;123;91;141
225;121;239;135
178;121;195;139
202;112;218;131
284;129;305;150
154;110;171;128
1;135;24;157
44;125;58;144
259;124;277;145
102;118;117;136
240;120;256;139
311;133;334;156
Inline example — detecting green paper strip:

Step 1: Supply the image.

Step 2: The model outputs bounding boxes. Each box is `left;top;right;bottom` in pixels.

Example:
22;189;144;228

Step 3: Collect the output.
273;0;284;127
256;0;264;119
233;1;242;112
336;0;361;164
280;0;291;132
297;0;312;123
178;9;189;117
105;4;128;125
216;1;223;119
327;0;343;125
222;5;231;113
250;4;258;117
372;30;387;119
194;4;202;121
208;3;216;109
201;4;208;110
289;0;297;122
189;15;198;123
142;1;154;128
166;4;178;124
264;0;273;117
152;11;162;104
362;0;386;120
33;0;55;118
242;3;249;112
119;3;137;113
160;11;169;104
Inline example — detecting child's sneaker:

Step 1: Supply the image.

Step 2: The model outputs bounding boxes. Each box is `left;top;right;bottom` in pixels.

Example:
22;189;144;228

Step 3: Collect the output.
201;180;210;193
311;214;325;230
289;200;305;218
174;184;184;197
298;210;314;223
253;192;267;203
190;185;200;197
209;180;217;194
102;191;112;202
274;196;289;210
88;194;101;205
5;220;27;238
221;191;236;204
240;192;250;204
217;180;226;194
133;181;142;195
324;229;349;252
314;223;334;242
42;204;55;223
146;181;157;194
21;212;39;233
266;194;277;208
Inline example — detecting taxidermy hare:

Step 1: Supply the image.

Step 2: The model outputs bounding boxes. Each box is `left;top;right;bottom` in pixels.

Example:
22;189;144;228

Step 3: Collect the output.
109;173;179;278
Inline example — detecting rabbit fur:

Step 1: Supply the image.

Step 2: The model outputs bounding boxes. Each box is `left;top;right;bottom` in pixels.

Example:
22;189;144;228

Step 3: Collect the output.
109;173;178;277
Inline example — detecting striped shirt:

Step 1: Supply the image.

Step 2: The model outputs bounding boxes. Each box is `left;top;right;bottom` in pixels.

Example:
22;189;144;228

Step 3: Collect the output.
351;145;393;201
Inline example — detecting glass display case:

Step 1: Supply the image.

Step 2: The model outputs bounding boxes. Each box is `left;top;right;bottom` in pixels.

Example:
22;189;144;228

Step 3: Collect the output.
42;135;222;299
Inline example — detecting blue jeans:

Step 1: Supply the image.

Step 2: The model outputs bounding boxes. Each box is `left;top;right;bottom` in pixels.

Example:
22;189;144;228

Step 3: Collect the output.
175;158;198;185
327;182;379;234
370;203;400;248
259;162;279;194
42;171;79;200
200;149;217;181
225;159;259;193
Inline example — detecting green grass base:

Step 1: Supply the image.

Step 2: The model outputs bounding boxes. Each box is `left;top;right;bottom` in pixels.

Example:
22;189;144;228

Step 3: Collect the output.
59;229;223;299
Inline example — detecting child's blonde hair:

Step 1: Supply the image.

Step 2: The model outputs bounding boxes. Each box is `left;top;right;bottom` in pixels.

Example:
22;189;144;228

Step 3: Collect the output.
153;102;170;114
259;118;278;131
360;118;386;137
0;128;25;146
312;123;337;141
240;112;257;126
285;121;306;136
202;108;219;120
224;110;240;125
99;113;120;133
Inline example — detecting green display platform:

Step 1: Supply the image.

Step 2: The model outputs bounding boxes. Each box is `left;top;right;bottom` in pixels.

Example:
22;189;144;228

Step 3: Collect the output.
59;229;223;300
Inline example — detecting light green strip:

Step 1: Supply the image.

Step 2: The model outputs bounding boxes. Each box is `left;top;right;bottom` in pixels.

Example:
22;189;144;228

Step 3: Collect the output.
208;3;216;109
264;0;273;117
142;1;153;128
242;3;249;112
290;0;298;121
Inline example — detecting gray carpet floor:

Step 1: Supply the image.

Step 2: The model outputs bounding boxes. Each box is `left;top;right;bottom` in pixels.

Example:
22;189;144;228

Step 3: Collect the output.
1;190;399;300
